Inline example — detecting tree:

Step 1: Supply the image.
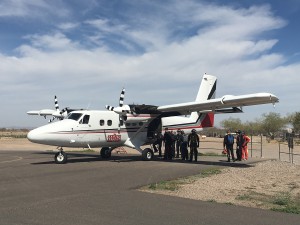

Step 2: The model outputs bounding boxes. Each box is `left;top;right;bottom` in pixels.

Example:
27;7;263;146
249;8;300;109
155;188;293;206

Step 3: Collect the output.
260;112;285;138
220;117;243;132
291;112;300;133
243;120;262;135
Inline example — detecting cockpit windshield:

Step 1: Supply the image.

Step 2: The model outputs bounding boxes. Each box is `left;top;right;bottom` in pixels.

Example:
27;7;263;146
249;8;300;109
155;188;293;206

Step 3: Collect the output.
67;113;83;121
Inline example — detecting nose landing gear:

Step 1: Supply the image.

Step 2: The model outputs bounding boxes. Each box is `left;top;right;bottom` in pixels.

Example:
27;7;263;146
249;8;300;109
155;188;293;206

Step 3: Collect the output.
54;148;67;164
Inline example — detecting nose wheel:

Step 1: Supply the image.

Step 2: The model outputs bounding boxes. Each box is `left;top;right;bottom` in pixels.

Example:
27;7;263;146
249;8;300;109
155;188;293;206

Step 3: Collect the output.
54;150;67;164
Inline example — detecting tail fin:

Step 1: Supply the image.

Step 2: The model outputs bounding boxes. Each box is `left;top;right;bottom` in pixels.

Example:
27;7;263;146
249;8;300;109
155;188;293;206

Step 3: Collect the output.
190;74;217;122
161;74;216;132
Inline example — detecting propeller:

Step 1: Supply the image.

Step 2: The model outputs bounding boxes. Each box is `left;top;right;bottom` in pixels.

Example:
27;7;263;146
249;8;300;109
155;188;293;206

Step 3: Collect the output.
105;88;136;131
49;96;70;122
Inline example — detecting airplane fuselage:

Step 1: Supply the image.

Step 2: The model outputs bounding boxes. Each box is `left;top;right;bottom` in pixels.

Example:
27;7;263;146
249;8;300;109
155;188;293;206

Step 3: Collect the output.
27;110;157;149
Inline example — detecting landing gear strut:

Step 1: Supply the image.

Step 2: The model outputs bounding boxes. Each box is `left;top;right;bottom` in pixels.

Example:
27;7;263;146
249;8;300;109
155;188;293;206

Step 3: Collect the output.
54;150;67;164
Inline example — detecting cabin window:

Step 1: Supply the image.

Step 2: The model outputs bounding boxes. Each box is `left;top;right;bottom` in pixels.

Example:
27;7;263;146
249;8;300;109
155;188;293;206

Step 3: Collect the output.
132;123;137;127
139;122;143;126
100;120;105;126
126;123;131;126
67;113;83;121
107;120;112;126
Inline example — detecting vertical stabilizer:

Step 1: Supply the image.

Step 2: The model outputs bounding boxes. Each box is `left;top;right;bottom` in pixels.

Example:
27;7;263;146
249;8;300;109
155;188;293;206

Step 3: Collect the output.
195;74;217;102
190;74;217;121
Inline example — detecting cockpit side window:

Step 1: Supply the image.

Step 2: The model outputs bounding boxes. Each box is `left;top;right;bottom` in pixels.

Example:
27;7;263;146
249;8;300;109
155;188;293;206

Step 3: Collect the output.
81;115;90;124
67;113;83;121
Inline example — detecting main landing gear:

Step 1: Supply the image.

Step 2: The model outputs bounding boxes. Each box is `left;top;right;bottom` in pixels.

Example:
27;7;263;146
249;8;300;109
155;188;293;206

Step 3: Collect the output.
54;148;67;164
100;147;154;161
100;147;112;159
142;148;154;161
54;147;154;163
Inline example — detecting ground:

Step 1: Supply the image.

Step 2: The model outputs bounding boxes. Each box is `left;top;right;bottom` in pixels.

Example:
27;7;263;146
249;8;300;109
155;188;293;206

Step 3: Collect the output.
142;160;300;213
1;131;300;213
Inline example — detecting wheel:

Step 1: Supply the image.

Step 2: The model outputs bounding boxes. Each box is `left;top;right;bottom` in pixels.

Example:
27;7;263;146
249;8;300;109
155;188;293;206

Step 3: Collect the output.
100;147;111;159
54;151;67;164
142;148;154;161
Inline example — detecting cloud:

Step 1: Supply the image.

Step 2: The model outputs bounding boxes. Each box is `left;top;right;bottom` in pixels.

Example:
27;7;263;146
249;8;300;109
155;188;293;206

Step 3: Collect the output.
0;0;70;19
0;1;299;127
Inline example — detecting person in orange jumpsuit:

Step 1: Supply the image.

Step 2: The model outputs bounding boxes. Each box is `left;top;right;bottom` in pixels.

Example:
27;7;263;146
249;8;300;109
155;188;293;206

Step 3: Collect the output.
241;131;250;160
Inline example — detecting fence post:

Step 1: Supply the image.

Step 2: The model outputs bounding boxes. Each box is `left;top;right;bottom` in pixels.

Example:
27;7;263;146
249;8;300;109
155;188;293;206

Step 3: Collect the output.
250;133;253;158
260;135;263;158
292;146;294;164
278;142;280;161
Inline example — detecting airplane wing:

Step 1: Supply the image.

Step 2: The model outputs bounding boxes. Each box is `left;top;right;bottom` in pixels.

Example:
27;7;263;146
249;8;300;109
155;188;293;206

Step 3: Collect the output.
157;93;279;113
27;109;56;117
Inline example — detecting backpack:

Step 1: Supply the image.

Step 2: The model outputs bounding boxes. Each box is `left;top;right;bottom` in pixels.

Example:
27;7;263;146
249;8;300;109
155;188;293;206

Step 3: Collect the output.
227;134;234;144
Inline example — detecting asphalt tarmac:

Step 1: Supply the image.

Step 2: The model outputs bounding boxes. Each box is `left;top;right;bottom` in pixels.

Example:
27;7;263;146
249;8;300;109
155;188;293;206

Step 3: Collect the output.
0;150;299;225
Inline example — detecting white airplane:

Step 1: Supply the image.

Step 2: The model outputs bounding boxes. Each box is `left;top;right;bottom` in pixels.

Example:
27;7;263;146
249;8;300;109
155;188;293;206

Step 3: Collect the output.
27;95;84;122
27;74;279;164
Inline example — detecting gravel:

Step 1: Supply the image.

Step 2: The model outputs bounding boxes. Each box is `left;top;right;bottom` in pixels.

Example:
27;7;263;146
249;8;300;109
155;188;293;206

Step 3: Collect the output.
148;160;300;209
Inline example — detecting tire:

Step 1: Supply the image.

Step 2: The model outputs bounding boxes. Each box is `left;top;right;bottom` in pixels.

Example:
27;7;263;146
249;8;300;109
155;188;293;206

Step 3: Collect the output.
100;147;111;159
54;151;67;164
142;148;154;161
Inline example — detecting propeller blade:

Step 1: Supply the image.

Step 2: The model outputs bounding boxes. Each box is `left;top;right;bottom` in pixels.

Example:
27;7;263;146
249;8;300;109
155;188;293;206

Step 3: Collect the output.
105;105;114;111
54;95;59;111
119;88;125;107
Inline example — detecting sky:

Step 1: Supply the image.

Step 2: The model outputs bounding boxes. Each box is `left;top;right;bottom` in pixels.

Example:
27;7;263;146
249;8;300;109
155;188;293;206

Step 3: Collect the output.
0;0;300;128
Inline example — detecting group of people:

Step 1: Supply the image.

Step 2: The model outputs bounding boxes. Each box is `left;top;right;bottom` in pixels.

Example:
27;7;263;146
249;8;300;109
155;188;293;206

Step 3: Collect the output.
223;130;250;162
152;128;199;162
152;128;251;163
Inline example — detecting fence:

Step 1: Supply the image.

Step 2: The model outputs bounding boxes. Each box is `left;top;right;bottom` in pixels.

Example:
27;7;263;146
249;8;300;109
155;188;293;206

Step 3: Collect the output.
198;136;300;165
278;142;300;164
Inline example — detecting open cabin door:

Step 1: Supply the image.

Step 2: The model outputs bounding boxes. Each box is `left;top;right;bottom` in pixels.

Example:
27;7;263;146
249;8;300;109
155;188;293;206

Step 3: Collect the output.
147;117;162;139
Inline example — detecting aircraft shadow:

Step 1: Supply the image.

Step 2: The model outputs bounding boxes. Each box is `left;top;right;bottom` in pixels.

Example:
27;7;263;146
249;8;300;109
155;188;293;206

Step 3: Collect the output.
30;152;254;168
30;152;144;165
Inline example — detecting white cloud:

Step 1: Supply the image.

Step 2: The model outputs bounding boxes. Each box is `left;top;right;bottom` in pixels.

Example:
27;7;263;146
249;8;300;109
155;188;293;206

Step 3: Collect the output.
1;1;299;127
21;33;81;52
0;0;69;18
57;22;80;31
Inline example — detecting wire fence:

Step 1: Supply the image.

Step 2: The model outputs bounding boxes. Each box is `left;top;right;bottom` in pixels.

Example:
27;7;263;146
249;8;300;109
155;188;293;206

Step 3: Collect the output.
198;136;300;165
278;142;300;164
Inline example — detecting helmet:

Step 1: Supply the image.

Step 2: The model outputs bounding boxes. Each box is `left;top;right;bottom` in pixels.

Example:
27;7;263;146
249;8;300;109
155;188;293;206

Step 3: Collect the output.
191;129;196;133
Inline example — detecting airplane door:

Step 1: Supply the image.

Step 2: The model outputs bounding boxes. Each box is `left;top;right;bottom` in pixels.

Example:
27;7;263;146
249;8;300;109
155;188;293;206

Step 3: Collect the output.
147;117;162;138
75;114;91;145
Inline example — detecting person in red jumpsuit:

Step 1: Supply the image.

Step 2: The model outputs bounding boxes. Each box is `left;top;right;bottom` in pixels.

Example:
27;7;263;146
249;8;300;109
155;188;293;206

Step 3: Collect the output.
241;131;250;160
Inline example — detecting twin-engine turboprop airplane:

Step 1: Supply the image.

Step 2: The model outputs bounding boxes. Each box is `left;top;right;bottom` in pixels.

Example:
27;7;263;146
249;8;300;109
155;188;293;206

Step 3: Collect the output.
27;74;279;164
